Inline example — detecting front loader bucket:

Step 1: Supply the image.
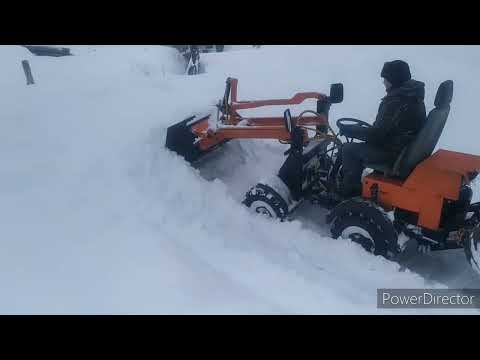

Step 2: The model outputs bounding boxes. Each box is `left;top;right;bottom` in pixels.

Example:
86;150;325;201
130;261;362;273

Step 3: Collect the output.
165;116;205;163
165;115;229;163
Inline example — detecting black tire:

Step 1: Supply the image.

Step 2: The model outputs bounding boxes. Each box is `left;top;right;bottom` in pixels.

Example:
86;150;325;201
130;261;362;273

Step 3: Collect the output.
215;45;224;52
243;183;289;220
465;227;480;276
328;198;398;258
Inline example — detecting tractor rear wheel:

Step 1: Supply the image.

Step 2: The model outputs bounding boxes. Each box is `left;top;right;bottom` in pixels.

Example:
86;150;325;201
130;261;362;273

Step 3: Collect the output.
464;226;480;275
328;198;398;259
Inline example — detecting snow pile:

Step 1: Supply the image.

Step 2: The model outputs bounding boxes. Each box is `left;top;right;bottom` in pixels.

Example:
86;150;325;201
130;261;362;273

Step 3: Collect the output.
0;45;478;314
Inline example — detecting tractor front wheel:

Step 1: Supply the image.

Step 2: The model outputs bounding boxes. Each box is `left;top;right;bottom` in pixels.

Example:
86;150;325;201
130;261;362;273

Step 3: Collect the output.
243;183;289;220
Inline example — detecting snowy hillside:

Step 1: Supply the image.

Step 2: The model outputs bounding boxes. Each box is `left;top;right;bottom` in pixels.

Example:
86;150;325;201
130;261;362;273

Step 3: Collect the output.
1;45;479;314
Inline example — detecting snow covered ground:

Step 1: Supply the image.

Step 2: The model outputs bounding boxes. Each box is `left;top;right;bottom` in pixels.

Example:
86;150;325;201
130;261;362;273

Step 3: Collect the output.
1;45;479;314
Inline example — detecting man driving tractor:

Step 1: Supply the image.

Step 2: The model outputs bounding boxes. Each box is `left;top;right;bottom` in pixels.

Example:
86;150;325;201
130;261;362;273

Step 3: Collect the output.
338;60;427;197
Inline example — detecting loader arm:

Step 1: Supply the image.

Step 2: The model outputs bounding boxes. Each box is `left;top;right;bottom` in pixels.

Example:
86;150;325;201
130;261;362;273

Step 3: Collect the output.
166;77;332;163
228;78;327;114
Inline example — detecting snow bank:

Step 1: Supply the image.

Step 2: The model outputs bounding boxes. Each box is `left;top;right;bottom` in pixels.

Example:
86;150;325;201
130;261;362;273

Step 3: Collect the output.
0;45;478;314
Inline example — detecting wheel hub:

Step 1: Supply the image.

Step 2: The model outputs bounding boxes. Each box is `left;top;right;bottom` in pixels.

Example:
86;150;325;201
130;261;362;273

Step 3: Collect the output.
256;206;273;217
341;226;375;253
250;200;277;219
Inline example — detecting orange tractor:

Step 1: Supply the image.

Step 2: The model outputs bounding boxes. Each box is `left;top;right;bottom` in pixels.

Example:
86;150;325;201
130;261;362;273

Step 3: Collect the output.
166;78;480;275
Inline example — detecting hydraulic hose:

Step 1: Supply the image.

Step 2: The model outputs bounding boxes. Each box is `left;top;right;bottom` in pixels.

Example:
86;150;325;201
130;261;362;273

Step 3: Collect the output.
295;110;342;146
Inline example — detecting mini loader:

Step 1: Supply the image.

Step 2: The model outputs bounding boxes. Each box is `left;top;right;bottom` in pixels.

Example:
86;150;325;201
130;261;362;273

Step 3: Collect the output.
166;78;480;275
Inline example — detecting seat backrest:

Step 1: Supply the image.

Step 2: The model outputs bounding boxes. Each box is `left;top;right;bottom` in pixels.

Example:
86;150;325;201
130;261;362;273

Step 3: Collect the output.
393;80;453;178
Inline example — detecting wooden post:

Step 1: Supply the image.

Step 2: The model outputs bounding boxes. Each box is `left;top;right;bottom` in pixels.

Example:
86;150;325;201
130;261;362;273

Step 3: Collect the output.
22;60;34;85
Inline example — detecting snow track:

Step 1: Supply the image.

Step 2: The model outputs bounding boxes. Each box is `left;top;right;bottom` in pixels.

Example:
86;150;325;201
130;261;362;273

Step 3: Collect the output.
1;45;479;314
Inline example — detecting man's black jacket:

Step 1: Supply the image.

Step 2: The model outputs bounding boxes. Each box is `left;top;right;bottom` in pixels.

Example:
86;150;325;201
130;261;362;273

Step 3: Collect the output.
341;79;427;154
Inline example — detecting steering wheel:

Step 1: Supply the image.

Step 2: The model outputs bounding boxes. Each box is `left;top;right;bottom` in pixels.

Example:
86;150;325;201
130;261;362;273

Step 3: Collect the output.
336;118;372;143
336;118;372;129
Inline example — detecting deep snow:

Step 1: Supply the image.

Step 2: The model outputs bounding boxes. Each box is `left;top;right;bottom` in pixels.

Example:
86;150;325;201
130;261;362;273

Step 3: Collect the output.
1;45;479;314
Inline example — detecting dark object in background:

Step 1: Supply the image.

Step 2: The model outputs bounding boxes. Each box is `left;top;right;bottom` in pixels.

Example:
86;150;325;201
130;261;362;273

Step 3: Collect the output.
176;46;203;75
22;45;72;57
169;45;224;53
169;45;225;75
21;60;34;85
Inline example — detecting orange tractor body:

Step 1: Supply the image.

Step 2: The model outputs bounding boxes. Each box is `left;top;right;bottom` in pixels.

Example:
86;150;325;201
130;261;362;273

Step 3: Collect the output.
362;149;480;230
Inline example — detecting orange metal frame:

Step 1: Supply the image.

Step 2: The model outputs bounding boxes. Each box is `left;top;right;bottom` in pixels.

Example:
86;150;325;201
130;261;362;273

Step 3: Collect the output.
190;78;330;151
362;149;480;230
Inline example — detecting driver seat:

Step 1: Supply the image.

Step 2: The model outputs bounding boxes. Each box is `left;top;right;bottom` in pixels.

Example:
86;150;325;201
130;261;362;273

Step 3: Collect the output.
365;80;453;179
